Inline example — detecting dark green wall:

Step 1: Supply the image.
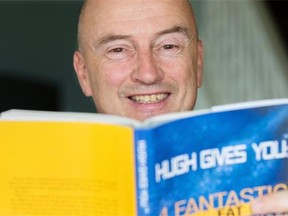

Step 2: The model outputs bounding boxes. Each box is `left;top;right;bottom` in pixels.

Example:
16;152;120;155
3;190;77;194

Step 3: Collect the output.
0;1;95;112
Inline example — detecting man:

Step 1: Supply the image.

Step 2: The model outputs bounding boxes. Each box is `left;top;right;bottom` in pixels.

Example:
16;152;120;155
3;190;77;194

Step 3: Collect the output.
73;0;203;121
73;0;287;214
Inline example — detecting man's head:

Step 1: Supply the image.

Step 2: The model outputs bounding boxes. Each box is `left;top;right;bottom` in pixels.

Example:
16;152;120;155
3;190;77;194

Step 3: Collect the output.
73;0;203;121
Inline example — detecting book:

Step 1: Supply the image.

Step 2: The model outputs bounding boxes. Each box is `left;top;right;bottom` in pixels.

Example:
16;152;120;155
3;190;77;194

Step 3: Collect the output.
0;98;288;216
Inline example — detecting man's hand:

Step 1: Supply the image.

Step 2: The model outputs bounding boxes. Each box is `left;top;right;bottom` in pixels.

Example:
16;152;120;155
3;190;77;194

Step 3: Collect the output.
252;190;288;214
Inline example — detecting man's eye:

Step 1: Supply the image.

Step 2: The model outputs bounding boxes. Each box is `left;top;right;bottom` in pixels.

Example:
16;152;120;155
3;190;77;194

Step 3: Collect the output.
106;47;133;60
157;44;181;57
163;44;177;50
111;47;124;53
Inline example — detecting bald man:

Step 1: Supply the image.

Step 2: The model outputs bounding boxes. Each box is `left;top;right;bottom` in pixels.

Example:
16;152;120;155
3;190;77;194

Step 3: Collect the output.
73;0;203;121
73;0;288;214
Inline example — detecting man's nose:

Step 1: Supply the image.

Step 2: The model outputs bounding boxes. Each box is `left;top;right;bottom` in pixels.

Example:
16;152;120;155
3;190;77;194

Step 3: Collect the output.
131;51;163;84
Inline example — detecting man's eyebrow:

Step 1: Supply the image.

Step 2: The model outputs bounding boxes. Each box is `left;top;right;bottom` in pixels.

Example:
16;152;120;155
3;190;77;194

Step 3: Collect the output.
156;26;191;38
95;34;131;47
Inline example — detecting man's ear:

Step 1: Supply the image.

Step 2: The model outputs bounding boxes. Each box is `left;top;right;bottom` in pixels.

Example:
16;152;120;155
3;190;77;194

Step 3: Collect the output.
196;40;204;88
73;50;92;96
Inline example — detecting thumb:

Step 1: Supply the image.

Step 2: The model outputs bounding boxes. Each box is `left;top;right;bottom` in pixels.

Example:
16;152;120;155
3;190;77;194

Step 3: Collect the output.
251;190;288;214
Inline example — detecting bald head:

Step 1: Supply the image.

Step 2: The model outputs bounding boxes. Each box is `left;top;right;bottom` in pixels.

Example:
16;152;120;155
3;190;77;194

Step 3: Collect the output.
77;0;198;51
73;0;203;120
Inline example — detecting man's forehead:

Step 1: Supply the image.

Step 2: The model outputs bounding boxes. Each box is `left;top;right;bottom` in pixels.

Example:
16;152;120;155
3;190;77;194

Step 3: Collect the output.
84;0;192;6
78;0;196;49
82;0;195;28
93;25;191;49
82;0;193;17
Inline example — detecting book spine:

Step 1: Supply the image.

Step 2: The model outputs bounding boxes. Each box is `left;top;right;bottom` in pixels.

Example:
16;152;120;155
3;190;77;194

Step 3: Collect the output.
135;130;151;216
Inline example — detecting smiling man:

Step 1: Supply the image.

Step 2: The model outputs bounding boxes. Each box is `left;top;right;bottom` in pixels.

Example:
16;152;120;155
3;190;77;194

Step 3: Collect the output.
73;0;288;214
73;0;203;121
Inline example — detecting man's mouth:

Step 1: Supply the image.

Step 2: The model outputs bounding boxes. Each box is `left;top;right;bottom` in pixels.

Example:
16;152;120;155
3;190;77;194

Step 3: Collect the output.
129;93;169;104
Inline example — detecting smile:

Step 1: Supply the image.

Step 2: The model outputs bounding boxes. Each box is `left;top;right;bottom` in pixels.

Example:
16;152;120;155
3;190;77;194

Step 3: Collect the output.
130;93;169;104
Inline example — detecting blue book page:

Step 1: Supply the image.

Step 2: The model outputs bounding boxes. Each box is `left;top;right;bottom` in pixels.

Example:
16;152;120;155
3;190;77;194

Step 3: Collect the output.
134;104;288;216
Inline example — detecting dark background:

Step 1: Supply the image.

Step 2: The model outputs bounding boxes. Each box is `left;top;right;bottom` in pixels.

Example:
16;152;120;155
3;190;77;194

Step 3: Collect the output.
265;1;288;52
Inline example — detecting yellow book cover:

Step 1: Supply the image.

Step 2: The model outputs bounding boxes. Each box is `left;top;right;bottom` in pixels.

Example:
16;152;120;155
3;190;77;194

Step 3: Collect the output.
0;98;288;216
0;121;136;216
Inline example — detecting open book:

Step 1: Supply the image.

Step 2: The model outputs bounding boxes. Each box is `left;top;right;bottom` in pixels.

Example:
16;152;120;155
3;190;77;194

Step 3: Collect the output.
0;98;288;216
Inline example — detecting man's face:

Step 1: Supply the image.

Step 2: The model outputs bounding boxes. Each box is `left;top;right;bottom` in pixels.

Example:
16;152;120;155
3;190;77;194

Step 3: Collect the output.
74;0;203;121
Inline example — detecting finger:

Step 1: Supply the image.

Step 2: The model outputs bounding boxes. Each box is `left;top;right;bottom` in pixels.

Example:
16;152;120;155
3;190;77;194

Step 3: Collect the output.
252;190;288;214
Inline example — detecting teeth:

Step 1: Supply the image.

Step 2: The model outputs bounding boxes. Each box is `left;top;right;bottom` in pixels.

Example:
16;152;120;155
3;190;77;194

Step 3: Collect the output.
131;94;168;104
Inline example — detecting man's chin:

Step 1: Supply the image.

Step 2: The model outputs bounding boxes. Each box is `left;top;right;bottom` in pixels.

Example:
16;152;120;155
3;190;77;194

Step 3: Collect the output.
125;108;171;122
